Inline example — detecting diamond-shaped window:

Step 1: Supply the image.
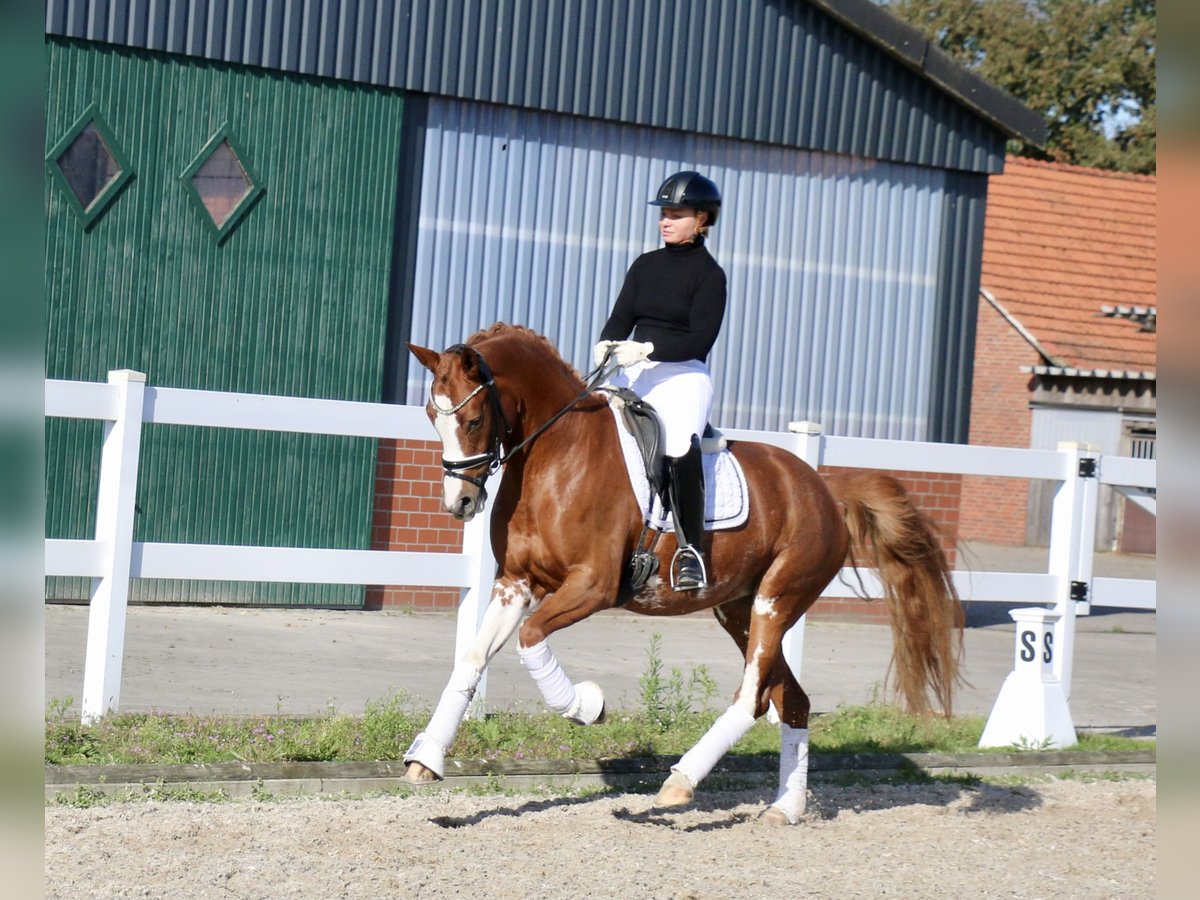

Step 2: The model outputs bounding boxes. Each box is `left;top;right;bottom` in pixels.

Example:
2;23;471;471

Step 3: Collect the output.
180;126;264;242
46;106;134;228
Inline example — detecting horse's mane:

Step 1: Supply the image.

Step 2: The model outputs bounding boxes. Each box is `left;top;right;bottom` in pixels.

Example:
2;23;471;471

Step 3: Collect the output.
467;322;584;382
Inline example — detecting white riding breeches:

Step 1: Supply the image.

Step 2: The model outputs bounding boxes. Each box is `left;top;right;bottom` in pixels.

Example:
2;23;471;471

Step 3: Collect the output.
605;359;713;457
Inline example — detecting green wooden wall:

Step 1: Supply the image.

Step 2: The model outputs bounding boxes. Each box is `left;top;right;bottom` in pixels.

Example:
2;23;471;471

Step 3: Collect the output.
45;38;405;606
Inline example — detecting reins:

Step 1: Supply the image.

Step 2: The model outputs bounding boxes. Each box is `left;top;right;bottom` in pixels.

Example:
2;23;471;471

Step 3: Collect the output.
431;344;616;495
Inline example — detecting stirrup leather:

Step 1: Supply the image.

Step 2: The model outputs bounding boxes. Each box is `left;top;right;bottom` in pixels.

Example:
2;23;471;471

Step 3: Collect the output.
670;545;708;591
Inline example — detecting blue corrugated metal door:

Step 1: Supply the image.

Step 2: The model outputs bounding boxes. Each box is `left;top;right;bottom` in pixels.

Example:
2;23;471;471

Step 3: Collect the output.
405;98;949;440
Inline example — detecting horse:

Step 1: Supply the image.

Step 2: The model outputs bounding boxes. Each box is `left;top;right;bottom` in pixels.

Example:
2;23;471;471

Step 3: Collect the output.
402;322;963;824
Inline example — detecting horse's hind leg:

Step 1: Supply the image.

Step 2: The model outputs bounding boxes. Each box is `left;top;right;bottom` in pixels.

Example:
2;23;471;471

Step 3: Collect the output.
403;577;531;783
762;653;812;826
655;593;797;810
708;595;814;825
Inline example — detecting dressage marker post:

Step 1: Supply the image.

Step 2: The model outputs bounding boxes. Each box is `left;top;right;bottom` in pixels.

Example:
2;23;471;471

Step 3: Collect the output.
46;372;1155;739
978;607;1076;749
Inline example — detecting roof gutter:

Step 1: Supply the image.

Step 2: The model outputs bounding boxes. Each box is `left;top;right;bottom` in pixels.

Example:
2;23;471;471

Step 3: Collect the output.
806;0;1049;147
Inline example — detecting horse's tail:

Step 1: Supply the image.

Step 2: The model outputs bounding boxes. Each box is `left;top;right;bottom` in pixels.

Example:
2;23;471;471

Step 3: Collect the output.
824;471;965;717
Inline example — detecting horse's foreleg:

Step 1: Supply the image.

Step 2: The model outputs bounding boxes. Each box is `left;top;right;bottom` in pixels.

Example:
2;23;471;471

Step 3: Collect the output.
402;579;530;782
517;641;606;725
515;568;616;726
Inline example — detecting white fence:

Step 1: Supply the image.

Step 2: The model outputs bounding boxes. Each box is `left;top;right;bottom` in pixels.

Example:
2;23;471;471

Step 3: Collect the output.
46;371;1156;726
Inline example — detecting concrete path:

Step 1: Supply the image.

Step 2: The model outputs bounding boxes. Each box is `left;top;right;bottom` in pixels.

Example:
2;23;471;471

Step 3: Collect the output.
44;541;1155;733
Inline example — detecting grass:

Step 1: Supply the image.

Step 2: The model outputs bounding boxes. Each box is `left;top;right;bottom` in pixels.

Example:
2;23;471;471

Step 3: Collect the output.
45;633;1152;768
44;695;1150;768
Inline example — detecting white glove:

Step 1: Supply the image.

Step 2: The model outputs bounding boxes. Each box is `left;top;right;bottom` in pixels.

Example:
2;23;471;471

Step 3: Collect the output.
593;340;616;367
610;340;655;367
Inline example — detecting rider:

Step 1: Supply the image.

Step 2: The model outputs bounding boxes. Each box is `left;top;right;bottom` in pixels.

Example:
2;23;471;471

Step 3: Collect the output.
593;171;727;591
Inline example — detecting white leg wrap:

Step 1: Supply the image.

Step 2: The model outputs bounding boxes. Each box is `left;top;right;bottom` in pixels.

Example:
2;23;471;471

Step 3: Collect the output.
770;725;810;824
403;660;481;777
518;640;577;716
671;705;757;788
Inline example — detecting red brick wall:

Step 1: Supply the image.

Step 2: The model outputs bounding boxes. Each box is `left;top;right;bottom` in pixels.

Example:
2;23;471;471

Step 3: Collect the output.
366;445;963;623
958;295;1040;545
366;439;464;610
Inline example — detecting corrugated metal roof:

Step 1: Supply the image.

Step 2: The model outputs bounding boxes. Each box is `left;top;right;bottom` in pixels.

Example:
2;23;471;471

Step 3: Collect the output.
46;0;1018;173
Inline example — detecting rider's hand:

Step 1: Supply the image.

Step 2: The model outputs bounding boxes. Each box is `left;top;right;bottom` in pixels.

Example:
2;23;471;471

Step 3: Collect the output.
610;340;654;367
593;340;616;367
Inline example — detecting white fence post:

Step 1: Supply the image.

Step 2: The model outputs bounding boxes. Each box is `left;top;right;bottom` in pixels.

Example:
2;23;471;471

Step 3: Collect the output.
1047;442;1100;698
455;472;498;712
780;421;824;689
81;370;146;723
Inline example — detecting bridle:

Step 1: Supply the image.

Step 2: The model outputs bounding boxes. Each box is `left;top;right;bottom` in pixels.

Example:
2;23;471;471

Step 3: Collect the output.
429;343;615;502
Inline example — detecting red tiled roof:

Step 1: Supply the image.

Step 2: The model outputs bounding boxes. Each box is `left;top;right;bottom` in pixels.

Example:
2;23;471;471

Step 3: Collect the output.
981;156;1156;374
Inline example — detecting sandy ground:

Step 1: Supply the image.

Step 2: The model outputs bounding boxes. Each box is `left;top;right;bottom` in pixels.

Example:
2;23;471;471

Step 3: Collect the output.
45;777;1155;899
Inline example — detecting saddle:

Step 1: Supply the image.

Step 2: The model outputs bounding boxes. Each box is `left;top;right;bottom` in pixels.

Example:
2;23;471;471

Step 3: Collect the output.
605;387;666;499
602;387;727;504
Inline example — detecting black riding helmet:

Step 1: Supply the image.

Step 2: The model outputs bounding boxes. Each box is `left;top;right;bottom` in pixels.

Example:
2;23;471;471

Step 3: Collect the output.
648;171;721;226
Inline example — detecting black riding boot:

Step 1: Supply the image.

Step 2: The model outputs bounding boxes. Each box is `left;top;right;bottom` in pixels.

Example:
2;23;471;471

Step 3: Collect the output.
667;438;707;591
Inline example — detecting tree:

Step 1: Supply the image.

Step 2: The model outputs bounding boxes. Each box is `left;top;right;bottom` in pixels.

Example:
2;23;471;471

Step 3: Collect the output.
884;0;1156;173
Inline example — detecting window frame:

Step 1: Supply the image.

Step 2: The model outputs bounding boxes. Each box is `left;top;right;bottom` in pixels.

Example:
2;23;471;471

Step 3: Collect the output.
45;104;135;229
179;123;265;244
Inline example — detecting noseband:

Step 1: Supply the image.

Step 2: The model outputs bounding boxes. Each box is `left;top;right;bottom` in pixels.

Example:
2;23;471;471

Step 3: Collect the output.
429;343;616;501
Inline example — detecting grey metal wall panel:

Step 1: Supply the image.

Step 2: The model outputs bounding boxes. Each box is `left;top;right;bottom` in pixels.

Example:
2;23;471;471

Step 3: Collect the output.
405;98;954;440
47;0;1009;173
928;170;988;443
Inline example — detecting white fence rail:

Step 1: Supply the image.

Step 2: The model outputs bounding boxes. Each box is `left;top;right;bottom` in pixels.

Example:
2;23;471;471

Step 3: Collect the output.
46;372;1156;734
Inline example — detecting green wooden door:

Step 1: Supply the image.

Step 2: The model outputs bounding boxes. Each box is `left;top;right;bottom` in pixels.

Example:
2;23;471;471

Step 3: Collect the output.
45;38;405;606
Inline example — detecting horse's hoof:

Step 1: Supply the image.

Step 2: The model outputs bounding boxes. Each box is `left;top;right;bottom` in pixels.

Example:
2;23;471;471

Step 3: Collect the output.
565;681;606;726
759;806;794;826
402;762;442;784
654;771;695;808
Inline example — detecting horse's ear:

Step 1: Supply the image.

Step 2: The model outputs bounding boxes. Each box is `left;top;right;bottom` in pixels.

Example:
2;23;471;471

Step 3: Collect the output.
408;343;441;373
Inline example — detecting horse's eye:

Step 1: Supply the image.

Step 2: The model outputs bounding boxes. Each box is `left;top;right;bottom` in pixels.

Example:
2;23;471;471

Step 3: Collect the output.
466;416;483;433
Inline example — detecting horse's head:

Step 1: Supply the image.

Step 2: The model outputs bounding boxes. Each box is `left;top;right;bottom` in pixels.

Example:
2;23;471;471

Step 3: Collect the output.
409;341;509;521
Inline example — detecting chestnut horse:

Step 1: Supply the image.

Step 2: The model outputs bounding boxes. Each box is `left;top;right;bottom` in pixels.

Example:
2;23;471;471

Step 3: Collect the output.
403;323;962;824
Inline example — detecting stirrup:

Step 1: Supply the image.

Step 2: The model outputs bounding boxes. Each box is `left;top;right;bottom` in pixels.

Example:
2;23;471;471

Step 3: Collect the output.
670;546;707;591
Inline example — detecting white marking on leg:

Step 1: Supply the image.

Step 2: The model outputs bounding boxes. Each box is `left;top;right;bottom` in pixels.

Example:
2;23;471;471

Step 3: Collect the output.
670;705;757;789
463;579;531;671
735;643;766;717
408;579;531;772
752;595;780;619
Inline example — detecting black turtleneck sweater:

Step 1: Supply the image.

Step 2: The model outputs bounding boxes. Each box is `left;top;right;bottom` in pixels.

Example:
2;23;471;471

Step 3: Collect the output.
599;238;727;363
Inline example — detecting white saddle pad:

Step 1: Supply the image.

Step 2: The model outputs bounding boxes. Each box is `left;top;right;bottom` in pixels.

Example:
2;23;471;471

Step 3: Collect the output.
605;395;750;532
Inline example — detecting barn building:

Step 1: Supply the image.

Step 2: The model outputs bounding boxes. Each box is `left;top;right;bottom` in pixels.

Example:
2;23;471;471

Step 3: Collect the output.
960;157;1156;555
44;0;1046;608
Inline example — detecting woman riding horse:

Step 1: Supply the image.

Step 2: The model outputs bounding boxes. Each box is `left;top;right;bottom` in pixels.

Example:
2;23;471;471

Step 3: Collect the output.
402;323;964;825
595;170;726;591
